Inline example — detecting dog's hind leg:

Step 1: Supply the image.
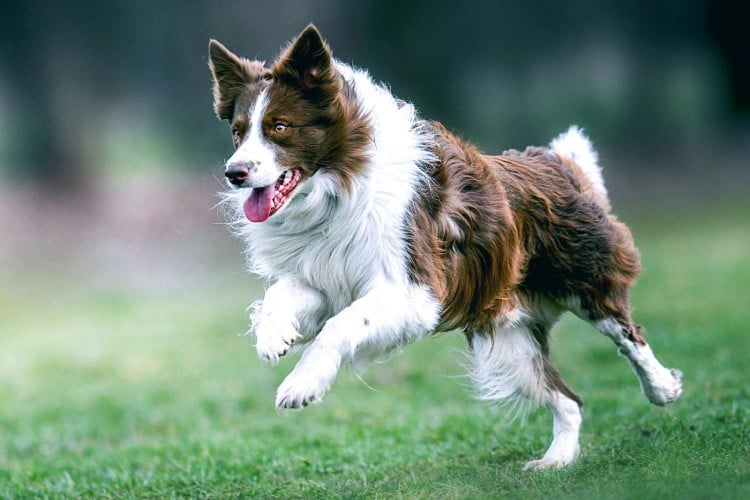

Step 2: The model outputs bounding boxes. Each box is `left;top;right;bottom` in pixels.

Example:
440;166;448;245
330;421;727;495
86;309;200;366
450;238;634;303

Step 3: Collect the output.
467;321;583;469
593;313;683;406
572;285;683;406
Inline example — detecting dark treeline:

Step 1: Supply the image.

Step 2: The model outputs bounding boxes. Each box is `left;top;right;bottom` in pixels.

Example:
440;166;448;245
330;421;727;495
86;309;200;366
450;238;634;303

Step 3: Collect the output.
0;0;746;186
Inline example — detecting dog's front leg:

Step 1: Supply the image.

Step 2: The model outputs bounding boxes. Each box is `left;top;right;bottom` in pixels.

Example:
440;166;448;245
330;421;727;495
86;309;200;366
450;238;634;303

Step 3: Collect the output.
275;282;440;409
252;277;325;363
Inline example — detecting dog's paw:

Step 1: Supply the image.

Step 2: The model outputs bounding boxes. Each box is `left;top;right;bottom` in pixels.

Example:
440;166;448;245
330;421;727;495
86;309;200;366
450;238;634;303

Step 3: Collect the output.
254;319;302;364
524;440;579;471
523;458;568;470
275;349;340;409
643;367;683;406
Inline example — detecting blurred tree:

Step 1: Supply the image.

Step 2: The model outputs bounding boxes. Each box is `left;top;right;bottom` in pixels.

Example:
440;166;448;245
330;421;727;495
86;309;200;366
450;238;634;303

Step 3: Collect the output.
709;0;750;115
0;2;87;189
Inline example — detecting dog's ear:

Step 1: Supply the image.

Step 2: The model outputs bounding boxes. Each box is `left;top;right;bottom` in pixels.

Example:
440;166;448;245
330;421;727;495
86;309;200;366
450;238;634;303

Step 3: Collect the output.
208;39;255;121
274;24;339;96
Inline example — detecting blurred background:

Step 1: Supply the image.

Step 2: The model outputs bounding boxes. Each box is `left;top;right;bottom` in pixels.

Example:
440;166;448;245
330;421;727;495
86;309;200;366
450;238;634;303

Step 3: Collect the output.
0;0;748;292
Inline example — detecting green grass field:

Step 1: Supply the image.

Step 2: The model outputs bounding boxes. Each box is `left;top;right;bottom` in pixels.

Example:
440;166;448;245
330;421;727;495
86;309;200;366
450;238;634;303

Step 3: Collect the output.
1;204;749;498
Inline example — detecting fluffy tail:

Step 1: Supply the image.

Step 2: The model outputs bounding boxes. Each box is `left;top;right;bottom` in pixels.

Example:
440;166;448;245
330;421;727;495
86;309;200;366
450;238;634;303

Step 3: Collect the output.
550;126;610;210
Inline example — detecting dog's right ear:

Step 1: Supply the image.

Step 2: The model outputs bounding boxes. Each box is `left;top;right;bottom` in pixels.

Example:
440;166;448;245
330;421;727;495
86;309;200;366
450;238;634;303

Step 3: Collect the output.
208;39;253;121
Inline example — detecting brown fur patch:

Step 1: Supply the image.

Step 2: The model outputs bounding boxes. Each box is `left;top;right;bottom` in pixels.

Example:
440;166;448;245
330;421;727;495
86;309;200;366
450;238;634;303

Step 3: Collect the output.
407;122;523;331
407;124;642;335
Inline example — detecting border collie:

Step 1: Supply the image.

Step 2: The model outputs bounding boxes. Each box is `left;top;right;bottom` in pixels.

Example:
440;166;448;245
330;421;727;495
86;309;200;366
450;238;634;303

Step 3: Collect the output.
208;25;682;469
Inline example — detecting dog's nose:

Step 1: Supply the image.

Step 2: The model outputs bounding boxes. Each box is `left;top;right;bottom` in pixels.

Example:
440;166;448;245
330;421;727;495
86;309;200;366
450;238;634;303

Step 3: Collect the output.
224;163;251;186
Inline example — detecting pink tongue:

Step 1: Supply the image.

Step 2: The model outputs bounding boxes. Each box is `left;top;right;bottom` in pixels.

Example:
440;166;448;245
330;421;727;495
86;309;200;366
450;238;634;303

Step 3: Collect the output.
243;186;275;222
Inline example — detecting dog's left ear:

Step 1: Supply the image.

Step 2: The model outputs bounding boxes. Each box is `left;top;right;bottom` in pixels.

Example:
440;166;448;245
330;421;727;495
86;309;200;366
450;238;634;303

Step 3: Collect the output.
274;24;338;94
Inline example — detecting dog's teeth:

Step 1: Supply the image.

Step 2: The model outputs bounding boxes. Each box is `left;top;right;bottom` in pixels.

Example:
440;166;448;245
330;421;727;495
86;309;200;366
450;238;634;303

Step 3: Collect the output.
284;171;292;184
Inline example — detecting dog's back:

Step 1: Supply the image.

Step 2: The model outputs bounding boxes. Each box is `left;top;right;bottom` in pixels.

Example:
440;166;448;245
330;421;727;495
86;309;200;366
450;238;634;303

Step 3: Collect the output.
497;140;642;324
406;121;640;332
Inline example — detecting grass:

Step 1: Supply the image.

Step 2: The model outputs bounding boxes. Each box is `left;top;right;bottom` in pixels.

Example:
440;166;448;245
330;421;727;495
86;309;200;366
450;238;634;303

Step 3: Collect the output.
1;204;749;498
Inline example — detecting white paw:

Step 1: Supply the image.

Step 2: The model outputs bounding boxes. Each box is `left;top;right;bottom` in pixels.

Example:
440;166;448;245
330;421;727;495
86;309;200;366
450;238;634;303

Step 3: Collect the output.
524;441;579;471
643;368;683;406
254;318;302;364
275;348;340;410
523;458;569;470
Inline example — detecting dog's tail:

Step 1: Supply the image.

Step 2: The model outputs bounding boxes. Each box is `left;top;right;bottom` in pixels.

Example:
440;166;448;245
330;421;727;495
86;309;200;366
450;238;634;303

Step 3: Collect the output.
550;126;611;211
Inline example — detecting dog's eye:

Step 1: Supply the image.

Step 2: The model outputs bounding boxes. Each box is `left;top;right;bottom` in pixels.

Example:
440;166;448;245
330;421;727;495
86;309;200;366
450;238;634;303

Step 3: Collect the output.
274;122;288;133
231;127;244;148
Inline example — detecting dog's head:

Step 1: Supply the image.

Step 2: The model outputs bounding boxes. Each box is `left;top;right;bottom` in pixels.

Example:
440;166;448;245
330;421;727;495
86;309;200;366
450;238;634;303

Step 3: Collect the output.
209;25;370;223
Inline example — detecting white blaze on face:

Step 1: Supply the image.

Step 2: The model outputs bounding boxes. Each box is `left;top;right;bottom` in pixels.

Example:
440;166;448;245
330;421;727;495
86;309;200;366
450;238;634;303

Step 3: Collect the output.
226;89;281;188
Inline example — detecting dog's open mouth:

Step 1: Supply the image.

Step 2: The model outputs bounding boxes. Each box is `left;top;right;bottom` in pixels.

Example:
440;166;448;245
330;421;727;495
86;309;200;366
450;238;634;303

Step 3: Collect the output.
243;168;303;222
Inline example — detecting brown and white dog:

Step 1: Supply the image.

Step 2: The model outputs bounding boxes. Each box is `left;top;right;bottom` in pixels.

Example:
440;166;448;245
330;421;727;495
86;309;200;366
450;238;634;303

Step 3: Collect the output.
208;25;682;469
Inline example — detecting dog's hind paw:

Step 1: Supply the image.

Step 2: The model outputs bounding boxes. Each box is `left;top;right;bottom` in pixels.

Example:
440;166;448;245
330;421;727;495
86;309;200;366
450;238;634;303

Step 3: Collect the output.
523;439;579;471
644;367;683;406
523;458;569;470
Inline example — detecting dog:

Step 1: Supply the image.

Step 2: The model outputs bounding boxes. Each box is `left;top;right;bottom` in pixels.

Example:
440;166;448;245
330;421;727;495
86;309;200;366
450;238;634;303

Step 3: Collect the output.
208;24;682;469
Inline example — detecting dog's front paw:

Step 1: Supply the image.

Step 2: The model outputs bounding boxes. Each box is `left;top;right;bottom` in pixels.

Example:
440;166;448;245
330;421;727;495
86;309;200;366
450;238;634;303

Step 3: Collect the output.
254;318;302;364
275;349;340;409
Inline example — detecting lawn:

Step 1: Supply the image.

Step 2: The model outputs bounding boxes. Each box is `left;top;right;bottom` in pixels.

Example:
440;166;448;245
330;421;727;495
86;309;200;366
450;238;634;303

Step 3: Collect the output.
1;203;748;498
